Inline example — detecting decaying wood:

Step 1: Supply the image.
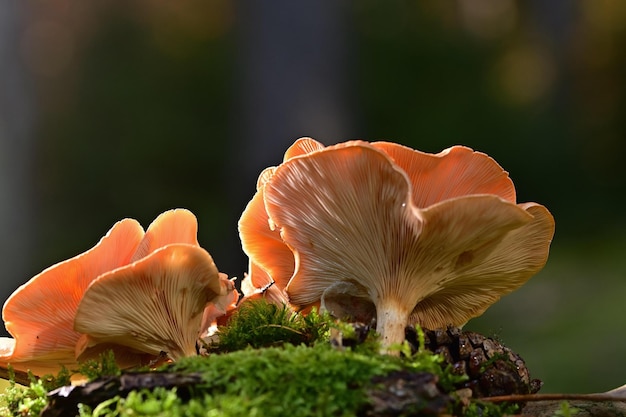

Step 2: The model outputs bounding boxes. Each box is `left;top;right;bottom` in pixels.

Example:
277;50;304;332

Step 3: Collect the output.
41;372;203;417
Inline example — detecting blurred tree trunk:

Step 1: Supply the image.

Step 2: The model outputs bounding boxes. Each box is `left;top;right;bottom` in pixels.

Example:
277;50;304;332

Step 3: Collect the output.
0;1;36;335
222;1;355;276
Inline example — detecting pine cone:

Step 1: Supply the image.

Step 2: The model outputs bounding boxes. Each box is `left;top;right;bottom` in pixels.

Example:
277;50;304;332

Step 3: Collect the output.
405;326;542;398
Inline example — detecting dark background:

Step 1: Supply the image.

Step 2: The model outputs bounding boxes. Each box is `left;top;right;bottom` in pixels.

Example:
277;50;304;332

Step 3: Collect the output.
1;1;624;393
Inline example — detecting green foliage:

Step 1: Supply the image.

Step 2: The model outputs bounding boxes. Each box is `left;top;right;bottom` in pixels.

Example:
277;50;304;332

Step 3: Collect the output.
78;350;122;381
75;344;402;417
172;343;400;417
39;366;73;392
77;388;182;417
77;388;286;417
0;374;50;417
0;365;74;416
0;351;123;416
211;300;330;352
75;342;516;417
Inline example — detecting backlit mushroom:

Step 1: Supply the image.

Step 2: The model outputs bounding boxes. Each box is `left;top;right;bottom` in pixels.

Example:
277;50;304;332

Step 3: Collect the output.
0;208;232;375
74;244;233;361
239;138;555;350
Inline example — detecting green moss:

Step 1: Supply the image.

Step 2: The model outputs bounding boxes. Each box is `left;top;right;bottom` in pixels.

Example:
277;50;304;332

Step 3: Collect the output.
77;388;282;417
0;378;48;417
177;343;399;415
0;301;520;416
77;350;122;381
0;365;74;416
0;352;123;416
209;300;331;352
76;343;436;417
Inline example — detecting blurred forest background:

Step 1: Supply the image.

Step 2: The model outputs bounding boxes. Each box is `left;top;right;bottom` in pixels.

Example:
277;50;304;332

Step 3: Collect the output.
1;1;625;394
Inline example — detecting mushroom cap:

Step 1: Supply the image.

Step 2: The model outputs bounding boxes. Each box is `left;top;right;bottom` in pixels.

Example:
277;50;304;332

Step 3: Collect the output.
259;140;554;334
239;188;294;292
74;244;231;361
238;137;327;305
0;208;205;375
371;142;516;206
0;218;144;375
131;208;200;262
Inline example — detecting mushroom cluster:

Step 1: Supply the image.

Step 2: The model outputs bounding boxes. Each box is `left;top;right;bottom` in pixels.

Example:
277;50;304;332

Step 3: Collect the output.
239;138;555;350
0;209;237;376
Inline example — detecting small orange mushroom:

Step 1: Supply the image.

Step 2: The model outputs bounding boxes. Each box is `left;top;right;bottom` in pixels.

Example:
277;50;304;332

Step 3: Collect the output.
238;138;555;351
0;208;233;376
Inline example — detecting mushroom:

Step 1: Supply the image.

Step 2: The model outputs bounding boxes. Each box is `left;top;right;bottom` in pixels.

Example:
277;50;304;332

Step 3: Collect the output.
239;138;555;350
74;244;233;361
0;208;230;375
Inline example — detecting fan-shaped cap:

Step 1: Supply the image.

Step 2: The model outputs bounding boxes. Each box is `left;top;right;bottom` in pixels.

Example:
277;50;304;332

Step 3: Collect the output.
239;189;294;293
131;208;200;262
260;140;554;349
74;244;232;361
237;138;326;305
372;142;516;206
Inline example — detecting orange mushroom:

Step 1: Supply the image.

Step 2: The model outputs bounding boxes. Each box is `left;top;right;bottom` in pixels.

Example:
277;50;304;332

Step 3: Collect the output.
0;208;234;376
238;138;555;350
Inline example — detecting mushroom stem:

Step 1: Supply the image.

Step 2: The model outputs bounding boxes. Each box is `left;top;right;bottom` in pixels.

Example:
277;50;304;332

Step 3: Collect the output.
375;298;411;354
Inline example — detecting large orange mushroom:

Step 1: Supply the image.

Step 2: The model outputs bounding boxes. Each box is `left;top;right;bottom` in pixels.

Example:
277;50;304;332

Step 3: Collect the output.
239;138;555;350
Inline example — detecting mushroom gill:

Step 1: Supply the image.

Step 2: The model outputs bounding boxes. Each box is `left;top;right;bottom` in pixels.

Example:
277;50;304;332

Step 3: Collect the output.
74;244;233;361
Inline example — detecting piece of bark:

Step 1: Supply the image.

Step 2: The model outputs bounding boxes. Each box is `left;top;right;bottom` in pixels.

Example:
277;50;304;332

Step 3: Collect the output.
41;372;203;417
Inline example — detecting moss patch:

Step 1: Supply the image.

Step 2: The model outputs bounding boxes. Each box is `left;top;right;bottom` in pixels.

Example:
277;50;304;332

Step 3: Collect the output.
0;301;519;416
